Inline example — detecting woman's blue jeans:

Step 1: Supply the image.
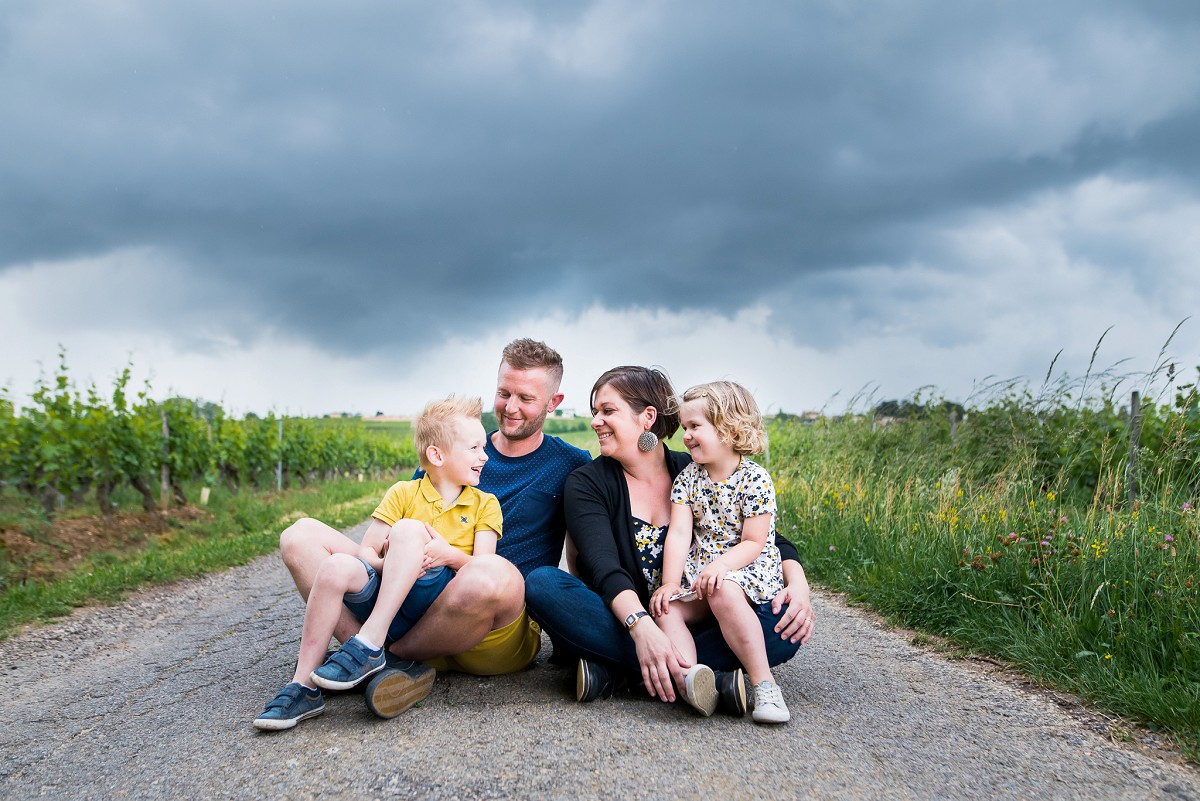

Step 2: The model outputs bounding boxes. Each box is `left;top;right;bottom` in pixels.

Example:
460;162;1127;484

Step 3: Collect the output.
525;566;801;674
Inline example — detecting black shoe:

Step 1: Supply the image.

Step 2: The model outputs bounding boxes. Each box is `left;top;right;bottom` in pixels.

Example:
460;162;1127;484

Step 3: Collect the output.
575;659;624;702
364;660;436;719
714;668;747;716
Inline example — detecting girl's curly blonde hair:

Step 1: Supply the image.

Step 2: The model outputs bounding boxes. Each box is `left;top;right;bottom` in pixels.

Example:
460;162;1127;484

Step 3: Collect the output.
679;380;765;456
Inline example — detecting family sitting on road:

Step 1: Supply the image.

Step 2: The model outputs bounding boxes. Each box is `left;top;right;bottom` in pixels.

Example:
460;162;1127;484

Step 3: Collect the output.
253;339;816;732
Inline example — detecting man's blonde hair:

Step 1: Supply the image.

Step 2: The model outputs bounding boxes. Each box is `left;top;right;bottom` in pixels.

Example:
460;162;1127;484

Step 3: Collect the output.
501;338;564;387
680;381;766;456
415;395;483;469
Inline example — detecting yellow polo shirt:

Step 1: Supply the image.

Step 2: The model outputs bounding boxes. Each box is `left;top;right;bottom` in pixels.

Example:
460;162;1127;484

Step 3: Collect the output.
371;476;502;554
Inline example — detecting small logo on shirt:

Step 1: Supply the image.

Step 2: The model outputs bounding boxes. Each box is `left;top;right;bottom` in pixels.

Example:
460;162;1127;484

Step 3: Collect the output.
460;515;468;524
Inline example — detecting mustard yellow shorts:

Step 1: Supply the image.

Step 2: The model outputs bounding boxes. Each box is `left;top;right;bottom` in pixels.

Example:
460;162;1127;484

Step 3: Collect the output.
425;609;541;676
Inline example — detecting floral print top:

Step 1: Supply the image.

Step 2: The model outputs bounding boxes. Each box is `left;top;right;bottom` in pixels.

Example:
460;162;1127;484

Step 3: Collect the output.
670;457;785;604
632;517;666;591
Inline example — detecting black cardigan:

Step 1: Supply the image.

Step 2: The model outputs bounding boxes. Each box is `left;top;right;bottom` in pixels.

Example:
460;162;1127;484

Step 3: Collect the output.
564;446;801;608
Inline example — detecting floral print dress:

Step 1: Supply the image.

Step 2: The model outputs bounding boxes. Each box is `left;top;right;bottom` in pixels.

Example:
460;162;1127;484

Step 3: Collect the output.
670;458;785;604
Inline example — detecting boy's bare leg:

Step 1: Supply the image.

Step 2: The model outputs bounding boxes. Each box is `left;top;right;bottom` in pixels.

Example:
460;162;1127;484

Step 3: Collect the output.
290;553;371;684
356;520;426;647
280;517;364;645
387;554;525;662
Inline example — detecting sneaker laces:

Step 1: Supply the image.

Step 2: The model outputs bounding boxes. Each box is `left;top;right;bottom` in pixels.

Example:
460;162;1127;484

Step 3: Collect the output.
756;681;784;708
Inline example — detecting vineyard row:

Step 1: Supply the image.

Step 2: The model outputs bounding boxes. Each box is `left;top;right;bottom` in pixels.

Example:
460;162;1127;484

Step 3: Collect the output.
1;358;416;515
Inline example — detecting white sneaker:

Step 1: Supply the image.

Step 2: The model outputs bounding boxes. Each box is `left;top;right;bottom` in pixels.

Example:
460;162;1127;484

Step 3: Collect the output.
751;680;790;724
681;665;718;716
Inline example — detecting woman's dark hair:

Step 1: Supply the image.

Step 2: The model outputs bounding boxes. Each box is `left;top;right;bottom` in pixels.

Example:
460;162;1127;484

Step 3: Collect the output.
590;366;680;442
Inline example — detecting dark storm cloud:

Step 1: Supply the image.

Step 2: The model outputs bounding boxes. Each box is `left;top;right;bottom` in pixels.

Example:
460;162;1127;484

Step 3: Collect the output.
2;0;1198;355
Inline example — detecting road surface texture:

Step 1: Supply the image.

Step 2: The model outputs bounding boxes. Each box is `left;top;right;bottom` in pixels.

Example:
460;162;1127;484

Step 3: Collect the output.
2;521;1197;800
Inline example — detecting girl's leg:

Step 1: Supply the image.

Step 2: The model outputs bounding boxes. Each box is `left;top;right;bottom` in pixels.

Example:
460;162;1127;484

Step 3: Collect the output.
654;599;703;664
706;580;774;686
693;598;800;670
291;553;371;684
357;520;426;648
524;567;639;672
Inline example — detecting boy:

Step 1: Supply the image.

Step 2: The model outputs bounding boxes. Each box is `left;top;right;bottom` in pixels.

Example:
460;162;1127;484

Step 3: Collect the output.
253;395;502;731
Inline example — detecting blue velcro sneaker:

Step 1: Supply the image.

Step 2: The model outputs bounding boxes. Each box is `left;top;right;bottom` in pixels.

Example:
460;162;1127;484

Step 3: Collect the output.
252;682;325;731
310;636;387;691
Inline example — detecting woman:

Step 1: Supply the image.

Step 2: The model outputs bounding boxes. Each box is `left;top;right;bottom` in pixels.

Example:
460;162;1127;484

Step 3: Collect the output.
525;366;814;716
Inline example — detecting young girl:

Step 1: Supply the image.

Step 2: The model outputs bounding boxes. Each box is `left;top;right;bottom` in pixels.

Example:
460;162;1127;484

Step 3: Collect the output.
649;380;790;724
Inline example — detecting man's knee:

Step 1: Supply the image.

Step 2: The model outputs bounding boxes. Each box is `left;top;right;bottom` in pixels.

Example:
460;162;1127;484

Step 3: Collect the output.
280;517;323;564
445;555;524;614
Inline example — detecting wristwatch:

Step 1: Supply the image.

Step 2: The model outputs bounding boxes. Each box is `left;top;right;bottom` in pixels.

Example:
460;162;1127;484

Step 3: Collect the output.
624;611;648;630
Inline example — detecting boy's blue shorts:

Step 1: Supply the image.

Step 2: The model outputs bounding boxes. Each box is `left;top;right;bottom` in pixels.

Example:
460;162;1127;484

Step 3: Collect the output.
342;558;455;646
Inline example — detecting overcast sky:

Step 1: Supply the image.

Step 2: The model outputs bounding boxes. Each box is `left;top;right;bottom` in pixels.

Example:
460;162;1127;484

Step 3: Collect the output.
3;1;1199;419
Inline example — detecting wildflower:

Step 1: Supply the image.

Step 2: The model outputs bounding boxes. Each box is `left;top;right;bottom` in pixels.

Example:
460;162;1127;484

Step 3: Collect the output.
1183;503;1194;513
1060;516;1067;524
828;545;836;552
1104;654;1112;660
1047;492;1056;501
1000;510;1007;521
1165;535;1174;543
1154;590;1163;598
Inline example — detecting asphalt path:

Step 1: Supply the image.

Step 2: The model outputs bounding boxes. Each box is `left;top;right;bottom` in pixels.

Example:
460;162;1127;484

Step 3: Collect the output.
2;521;1198;801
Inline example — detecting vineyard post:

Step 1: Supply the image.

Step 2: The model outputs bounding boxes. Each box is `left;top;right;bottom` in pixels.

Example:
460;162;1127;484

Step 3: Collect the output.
160;409;170;510
1128;390;1141;506
277;418;283;492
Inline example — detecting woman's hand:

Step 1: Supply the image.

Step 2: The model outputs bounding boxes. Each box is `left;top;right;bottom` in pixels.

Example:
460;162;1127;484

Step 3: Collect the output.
649;583;681;617
771;578;815;645
630;619;691;702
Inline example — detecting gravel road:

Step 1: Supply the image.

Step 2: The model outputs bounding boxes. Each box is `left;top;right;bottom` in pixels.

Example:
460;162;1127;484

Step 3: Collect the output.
2;521;1197;801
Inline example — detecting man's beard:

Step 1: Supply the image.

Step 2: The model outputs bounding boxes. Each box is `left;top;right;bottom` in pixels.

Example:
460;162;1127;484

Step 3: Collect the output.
499;408;547;441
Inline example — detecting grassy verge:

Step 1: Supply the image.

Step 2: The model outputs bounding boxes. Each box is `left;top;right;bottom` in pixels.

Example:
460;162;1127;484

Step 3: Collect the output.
0;476;395;640
771;413;1199;762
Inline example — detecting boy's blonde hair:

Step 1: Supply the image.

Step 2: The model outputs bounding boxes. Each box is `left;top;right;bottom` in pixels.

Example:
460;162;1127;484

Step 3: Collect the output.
415;395;483;469
680;381;766;456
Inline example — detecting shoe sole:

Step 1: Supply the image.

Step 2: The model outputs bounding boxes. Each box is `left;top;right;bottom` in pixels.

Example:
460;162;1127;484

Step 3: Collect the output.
252;704;325;731
311;660;386;691
752;707;791;724
575;660;590;702
683;666;719;717
364;663;436;719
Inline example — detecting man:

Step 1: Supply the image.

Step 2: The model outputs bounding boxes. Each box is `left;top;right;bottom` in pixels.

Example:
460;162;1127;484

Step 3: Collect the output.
277;339;591;718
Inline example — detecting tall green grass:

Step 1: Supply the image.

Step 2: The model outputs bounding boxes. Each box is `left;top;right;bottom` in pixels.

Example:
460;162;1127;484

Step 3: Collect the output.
771;379;1200;759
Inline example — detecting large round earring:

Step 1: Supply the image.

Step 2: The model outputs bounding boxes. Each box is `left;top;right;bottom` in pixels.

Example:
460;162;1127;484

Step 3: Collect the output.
637;430;659;452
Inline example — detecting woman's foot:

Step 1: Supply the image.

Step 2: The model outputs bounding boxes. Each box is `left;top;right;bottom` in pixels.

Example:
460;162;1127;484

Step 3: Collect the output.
714;668;747;716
